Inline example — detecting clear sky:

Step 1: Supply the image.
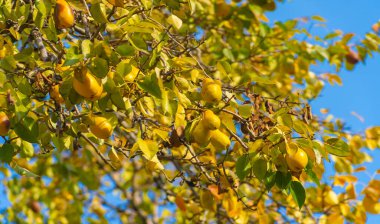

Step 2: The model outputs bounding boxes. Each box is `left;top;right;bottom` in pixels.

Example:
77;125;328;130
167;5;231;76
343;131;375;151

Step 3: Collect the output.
268;0;380;222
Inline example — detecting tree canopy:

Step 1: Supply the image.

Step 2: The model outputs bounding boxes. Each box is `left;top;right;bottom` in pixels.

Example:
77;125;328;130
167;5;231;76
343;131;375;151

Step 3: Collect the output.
0;0;380;223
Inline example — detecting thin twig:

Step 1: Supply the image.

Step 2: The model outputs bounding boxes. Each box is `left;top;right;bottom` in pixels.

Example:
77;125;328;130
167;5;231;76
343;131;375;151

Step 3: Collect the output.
79;133;117;170
224;126;249;150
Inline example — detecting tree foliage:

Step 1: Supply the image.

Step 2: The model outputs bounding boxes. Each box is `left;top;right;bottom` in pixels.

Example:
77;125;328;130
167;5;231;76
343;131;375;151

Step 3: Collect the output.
0;0;380;223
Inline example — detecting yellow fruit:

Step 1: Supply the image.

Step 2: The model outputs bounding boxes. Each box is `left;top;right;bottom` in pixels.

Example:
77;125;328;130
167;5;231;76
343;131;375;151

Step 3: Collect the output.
0;112;10;136
54;0;75;29
286;148;308;171
210;129;230;149
203;78;214;85
90;116;113;139
73;68;103;101
202;110;220;130
50;85;65;104
191;121;212;147
201;79;222;103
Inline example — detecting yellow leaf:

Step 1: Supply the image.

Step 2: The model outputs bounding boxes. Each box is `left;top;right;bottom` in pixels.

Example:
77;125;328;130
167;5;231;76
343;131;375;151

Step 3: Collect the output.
146;155;164;171
222;189;242;218
326;212;344;223
174;104;186;129
200;189;216;212
248;139;264;153
363;195;380;214
366;139;378;150
320;108;329;114
167;14;183;30
323;190;339;205
340;203;350;216
137;139;158;160
107;0;123;7
363;180;380;200
258;214;270;224
321;73;342;86
130;142;139;157
333;175;358;187
346;183;356;199
354;166;366;172
153;129;169;141
208;185;224;201
175;195;186;212
220;109;236;133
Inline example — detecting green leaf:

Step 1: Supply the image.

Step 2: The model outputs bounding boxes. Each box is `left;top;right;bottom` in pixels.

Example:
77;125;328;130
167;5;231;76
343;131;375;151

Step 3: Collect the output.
267;133;283;144
12;164;39;177
52;136;72;151
238;104;252;119
81;39;93;59
0;56;17;71
116;44;136;56
264;172;276;191
249;73;276;84
116;61;132;77
138;74;163;99
216;61;232;76
111;91;126;110
236;154;251;181
35;0;51;16
20;141;34;158
275;171;291;189
14;117;39;143
0;144;14;163
290;181;306;209
277;114;293;129
222;48;235;61
68;88;82;105
325;138;350;157
166;0;180;9
17;78;32;96
88;57;109;78
305;167;320;186
313;140;329;161
90;3;108;23
252;158;267;181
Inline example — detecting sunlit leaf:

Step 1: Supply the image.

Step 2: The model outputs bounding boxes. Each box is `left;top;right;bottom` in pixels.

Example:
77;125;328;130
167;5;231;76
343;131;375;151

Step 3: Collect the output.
325;138;350;157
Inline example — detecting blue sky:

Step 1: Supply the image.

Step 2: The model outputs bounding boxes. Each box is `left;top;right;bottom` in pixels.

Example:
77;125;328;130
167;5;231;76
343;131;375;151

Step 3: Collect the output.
268;0;380;130
268;0;380;222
